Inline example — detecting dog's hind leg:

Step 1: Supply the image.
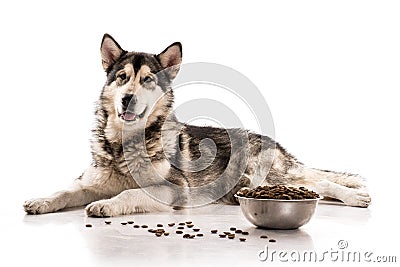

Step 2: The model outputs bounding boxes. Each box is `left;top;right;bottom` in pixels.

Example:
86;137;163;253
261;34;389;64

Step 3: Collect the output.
282;166;371;207
262;144;371;207
300;167;367;189
309;180;371;207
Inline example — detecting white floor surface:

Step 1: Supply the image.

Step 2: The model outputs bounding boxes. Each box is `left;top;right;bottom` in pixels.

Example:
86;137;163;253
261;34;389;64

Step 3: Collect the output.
2;200;398;267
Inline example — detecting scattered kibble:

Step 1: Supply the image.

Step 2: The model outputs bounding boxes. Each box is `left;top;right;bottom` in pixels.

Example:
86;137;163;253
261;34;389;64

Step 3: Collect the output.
84;220;277;243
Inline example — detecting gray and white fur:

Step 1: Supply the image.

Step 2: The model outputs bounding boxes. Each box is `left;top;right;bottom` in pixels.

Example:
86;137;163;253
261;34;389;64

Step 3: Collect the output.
23;34;371;216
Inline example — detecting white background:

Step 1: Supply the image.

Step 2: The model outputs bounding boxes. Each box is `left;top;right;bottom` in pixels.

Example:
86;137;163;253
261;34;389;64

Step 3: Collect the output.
0;0;399;258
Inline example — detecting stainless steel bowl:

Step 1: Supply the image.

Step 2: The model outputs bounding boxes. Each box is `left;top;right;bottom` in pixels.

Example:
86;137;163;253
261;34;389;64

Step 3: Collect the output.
236;195;320;229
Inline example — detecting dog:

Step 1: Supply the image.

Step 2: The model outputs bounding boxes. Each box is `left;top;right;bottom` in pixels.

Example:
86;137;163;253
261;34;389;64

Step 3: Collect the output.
23;34;371;216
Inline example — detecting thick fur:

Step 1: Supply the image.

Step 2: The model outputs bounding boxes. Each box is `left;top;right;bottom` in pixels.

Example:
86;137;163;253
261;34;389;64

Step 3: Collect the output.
23;34;371;216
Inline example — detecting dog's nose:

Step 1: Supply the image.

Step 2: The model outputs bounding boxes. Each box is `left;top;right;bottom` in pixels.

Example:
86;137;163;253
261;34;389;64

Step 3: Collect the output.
121;94;137;109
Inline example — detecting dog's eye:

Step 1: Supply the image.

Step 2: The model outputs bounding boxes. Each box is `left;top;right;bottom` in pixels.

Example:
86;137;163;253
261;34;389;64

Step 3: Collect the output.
117;73;127;81
143;76;153;83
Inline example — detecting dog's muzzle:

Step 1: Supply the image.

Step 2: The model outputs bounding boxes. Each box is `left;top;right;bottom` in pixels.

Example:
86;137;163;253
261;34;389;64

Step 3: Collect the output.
118;94;146;122
121;94;137;110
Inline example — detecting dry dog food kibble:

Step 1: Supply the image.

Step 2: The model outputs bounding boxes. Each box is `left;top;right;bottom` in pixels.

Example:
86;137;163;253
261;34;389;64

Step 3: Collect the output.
236;185;319;200
84;220;278;243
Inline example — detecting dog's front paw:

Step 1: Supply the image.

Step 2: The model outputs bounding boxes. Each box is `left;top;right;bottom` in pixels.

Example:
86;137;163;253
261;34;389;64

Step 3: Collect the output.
23;198;55;214
342;189;371;208
85;200;120;217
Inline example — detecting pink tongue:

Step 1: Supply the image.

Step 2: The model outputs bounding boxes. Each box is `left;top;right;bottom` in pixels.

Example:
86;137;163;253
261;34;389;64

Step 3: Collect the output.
123;112;137;121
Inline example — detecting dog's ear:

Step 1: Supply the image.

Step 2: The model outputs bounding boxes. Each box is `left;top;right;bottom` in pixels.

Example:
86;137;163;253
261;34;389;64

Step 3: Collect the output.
157;42;182;80
100;34;125;71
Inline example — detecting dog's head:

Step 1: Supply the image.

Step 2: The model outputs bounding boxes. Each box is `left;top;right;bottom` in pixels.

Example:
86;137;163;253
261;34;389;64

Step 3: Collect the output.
100;34;181;132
